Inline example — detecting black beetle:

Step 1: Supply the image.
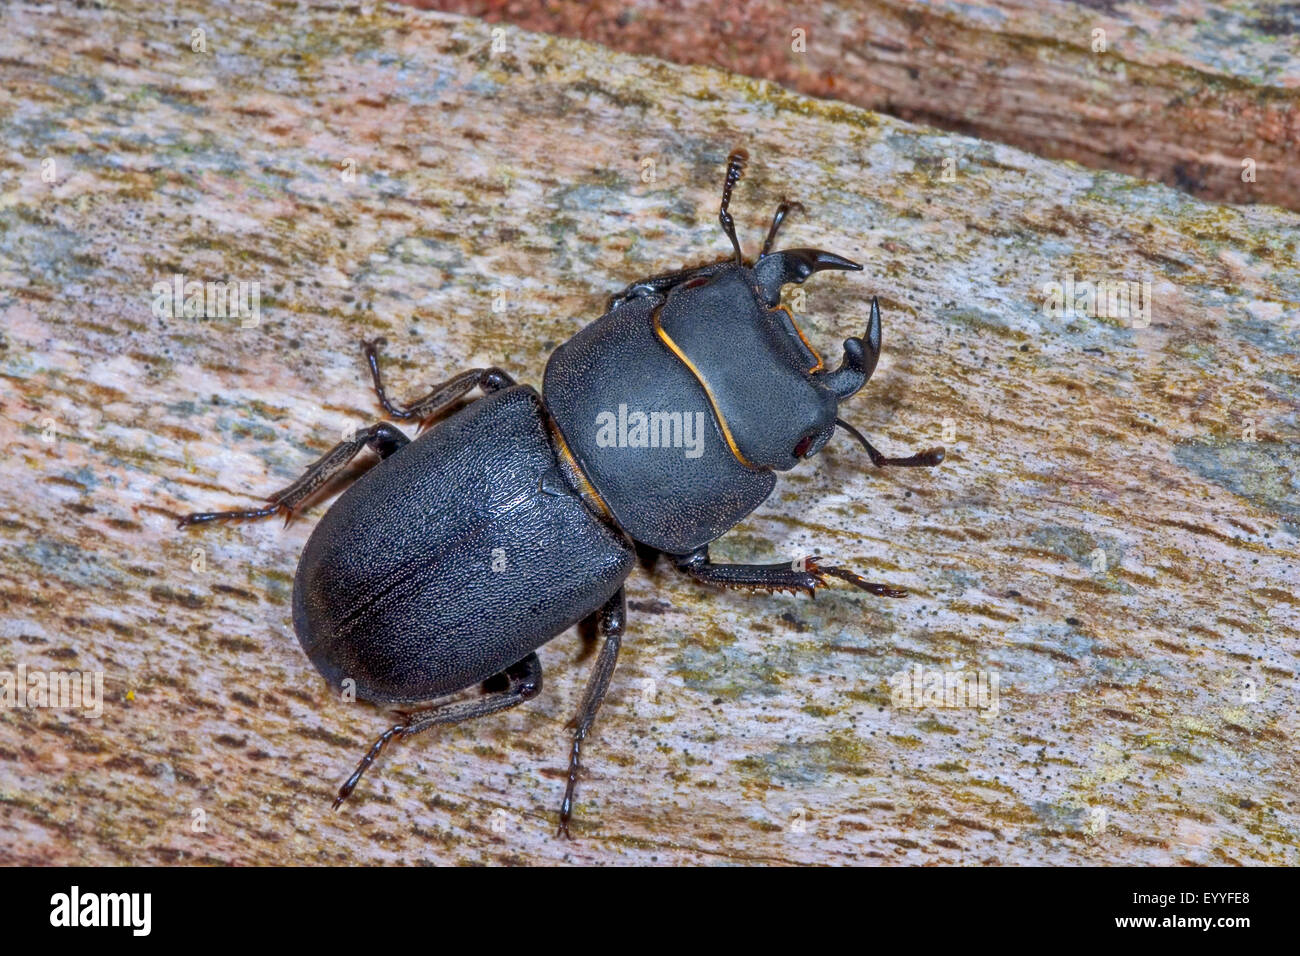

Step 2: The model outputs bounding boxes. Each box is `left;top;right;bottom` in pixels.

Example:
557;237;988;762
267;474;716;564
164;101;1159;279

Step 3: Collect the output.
178;149;944;837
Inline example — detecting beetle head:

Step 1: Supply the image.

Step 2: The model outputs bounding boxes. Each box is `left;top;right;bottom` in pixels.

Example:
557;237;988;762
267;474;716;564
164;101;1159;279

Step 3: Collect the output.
657;262;889;473
752;250;891;469
660;153;895;472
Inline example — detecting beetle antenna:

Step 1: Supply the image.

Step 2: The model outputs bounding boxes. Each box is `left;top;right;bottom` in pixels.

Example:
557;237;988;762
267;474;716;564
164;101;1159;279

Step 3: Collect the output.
719;149;748;266
760;199;805;257
835;417;946;468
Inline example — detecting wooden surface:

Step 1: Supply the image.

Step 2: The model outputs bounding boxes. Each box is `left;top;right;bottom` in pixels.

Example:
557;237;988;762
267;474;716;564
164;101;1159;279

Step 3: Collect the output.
411;0;1300;211
1;0;1298;865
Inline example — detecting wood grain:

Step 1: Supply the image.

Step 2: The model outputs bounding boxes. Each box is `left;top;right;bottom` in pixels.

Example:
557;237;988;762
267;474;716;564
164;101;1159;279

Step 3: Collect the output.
410;0;1300;211
0;0;1297;865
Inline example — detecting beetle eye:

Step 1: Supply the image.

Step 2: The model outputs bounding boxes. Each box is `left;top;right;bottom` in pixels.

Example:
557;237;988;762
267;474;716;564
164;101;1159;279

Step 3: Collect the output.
793;434;814;458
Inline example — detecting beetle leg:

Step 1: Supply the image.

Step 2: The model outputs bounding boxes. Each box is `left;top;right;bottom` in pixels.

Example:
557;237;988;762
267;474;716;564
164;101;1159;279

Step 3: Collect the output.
673;547;908;599
332;652;544;810
175;422;410;528
558;586;625;839
363;337;515;427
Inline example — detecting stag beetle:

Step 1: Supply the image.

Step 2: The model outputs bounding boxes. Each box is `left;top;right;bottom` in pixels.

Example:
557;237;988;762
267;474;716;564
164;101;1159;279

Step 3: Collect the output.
178;149;944;837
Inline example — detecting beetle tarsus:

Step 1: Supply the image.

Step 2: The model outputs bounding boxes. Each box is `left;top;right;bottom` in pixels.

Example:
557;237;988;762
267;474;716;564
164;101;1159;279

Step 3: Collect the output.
334;723;406;810
175;502;287;529
835;417;945;468
557;733;583;839
810;561;908;599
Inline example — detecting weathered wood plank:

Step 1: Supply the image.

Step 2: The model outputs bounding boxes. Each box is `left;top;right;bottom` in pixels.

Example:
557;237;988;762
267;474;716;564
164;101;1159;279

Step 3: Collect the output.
0;1;1297;865
411;0;1300;210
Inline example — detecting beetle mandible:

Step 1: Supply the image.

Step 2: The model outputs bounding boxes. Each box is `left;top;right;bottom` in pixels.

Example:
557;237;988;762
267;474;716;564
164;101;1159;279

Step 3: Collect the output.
178;149;945;837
